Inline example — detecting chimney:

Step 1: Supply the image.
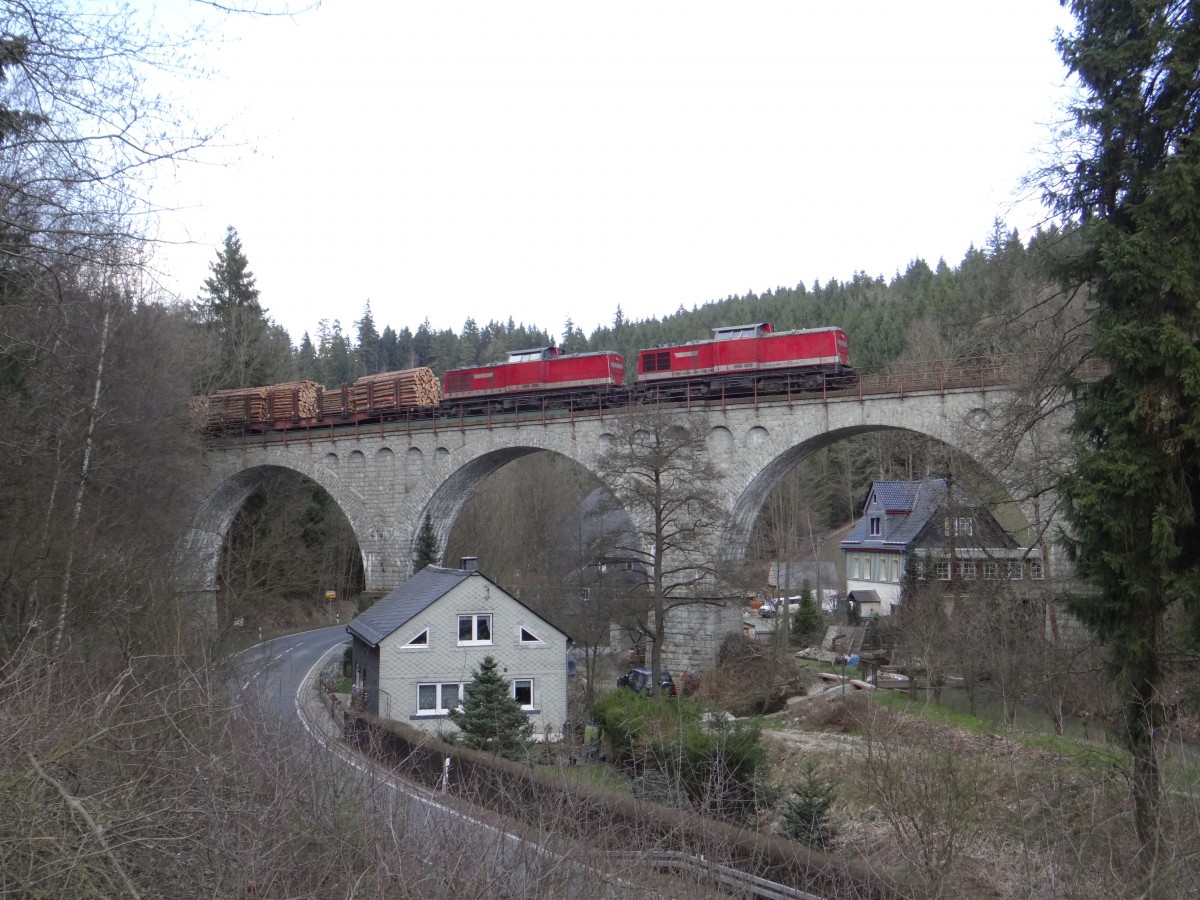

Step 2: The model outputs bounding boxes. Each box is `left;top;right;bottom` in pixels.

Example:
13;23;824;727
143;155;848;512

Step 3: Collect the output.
459;556;479;573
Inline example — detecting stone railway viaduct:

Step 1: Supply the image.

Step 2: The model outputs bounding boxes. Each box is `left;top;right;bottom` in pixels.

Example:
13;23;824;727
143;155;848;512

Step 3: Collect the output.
185;367;1062;621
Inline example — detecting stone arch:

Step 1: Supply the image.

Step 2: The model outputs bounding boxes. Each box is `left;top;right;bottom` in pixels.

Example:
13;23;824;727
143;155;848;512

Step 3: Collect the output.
719;423;1025;568
180;462;396;604
404;443;642;574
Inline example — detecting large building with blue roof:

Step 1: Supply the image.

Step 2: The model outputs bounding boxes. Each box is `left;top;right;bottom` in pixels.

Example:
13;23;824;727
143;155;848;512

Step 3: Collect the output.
839;477;1044;616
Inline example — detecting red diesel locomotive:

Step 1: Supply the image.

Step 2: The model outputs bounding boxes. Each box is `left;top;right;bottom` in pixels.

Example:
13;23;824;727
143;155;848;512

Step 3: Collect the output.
637;323;852;399
441;346;626;413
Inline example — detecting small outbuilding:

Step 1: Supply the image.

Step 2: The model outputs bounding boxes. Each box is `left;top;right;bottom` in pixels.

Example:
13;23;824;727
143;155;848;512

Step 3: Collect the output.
347;561;571;740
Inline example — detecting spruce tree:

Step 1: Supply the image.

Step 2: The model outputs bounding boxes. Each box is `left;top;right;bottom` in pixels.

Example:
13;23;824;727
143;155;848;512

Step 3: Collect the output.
790;586;823;643
197;226;289;390
449;655;533;760
414;513;439;571
202;226;261;317
1051;0;1200;851
782;763;838;849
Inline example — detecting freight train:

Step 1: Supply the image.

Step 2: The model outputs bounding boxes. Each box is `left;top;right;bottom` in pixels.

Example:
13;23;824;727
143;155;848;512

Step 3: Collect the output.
198;323;854;433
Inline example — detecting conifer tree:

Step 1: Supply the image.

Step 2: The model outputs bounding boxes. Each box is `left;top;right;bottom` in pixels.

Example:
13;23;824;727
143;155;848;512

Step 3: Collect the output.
449;655;533;760
782;763;838;850
414;513;439;572
1050;0;1200;851
197;226;290;390
355;302;380;376
202;226;260;317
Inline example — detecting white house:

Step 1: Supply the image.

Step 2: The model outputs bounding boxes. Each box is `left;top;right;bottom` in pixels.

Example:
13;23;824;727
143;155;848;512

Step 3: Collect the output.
839;478;1044;616
347;562;572;739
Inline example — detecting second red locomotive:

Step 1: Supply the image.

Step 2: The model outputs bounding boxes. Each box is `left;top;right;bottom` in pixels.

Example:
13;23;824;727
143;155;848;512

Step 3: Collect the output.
637;323;852;399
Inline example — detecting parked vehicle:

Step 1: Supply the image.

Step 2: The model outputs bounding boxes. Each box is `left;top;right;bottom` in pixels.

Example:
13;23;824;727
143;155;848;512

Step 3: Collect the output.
616;667;678;697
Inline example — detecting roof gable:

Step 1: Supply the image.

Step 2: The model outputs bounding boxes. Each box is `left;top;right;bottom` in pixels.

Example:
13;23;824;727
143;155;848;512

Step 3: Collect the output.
347;565;474;647
347;565;575;647
841;477;1006;552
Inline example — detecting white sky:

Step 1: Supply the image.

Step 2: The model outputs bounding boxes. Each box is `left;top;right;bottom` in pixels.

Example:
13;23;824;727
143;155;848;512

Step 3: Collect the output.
144;1;1076;344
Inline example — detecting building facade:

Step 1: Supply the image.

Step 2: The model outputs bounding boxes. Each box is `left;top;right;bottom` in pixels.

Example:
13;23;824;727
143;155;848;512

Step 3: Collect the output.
839;478;1044;616
347;564;572;739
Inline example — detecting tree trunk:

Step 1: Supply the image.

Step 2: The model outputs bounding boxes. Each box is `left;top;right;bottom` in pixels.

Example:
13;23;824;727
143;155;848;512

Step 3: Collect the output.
51;299;112;657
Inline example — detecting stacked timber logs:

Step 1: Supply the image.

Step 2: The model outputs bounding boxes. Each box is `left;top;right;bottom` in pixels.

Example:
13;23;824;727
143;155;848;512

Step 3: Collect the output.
205;386;268;425
319;383;352;417
203;380;320;425
198;368;441;431
265;381;320;419
351;367;441;411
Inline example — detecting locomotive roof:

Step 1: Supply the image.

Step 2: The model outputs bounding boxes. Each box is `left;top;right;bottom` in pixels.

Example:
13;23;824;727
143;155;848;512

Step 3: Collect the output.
640;324;844;350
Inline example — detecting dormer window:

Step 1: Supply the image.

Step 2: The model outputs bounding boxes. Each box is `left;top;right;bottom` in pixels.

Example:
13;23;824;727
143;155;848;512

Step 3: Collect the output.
869;516;881;536
944;517;976;537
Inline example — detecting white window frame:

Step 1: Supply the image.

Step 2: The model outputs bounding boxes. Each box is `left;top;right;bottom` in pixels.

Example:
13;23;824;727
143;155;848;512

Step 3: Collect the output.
944;516;976;537
402;628;430;649
458;613;492;646
519;626;544;645
512;678;534;710
1008;561;1024;581
934;561;951;581
959;561;977;581
983;561;999;580
1030;560;1045;580
416;682;462;716
914;559;926;580
869;516;881;537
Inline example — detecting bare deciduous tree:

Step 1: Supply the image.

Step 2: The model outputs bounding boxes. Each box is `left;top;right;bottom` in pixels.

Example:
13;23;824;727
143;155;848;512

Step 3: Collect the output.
595;407;728;696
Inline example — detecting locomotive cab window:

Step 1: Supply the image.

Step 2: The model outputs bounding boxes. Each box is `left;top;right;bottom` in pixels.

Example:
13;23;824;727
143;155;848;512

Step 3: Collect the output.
643;351;672;372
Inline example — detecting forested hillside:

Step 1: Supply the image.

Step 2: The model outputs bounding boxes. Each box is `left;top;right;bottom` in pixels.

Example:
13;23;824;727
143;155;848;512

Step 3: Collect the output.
282;219;1065;387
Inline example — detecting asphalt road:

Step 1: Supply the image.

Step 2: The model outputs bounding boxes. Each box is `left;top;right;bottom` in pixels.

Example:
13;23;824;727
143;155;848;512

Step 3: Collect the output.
227;626;662;898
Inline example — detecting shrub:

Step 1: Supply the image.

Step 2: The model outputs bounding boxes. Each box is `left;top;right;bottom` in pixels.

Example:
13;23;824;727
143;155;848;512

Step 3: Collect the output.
782;762;838;849
590;691;769;823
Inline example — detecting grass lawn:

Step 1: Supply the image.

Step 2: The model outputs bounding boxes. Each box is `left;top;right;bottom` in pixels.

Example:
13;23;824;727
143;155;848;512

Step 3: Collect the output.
535;761;632;795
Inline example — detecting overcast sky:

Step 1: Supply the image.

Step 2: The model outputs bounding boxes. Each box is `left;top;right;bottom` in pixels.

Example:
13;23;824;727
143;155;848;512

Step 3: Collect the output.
145;1;1076;344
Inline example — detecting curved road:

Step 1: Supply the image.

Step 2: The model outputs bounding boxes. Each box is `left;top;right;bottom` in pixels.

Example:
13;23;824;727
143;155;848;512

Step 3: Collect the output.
228;627;660;898
229;628;821;900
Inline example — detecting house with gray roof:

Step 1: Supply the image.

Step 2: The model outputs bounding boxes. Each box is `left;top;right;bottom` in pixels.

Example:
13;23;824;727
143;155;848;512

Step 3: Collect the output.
839;477;1044;616
347;561;572;739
